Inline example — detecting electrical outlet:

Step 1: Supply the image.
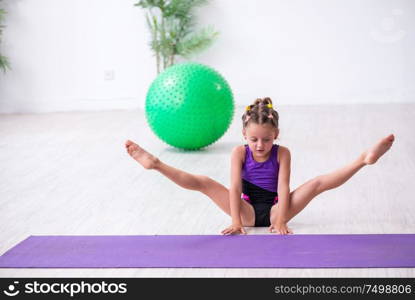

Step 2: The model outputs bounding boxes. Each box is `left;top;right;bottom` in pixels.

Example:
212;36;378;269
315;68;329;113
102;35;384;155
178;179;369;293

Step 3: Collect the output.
104;70;115;81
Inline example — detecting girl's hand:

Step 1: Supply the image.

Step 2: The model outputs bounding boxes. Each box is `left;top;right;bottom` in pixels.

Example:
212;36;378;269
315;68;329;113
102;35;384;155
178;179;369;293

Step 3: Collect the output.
269;222;293;235
221;223;247;235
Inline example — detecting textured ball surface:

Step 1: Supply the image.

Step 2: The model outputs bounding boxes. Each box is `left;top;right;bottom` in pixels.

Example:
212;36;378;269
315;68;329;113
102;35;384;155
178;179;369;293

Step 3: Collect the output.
145;63;234;150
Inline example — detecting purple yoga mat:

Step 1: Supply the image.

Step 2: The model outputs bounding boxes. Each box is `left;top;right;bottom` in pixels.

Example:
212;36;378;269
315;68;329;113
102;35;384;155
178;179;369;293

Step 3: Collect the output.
0;234;414;268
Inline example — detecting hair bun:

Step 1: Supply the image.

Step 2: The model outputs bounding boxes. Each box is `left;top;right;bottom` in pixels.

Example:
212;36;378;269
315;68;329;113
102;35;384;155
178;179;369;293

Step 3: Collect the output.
253;97;273;107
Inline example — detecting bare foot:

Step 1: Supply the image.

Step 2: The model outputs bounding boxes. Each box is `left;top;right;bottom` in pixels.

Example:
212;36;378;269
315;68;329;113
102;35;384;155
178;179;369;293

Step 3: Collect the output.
362;134;395;165
125;140;159;169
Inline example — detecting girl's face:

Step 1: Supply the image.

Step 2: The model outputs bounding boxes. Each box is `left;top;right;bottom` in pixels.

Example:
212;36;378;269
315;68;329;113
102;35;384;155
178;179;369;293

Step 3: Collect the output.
243;123;279;160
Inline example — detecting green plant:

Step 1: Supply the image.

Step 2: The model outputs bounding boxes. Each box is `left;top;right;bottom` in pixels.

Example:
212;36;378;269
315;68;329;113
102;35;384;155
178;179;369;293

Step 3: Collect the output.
0;2;10;73
135;0;218;73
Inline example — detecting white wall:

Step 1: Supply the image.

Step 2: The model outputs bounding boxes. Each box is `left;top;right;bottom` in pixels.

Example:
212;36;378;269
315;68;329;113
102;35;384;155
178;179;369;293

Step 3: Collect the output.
0;0;414;113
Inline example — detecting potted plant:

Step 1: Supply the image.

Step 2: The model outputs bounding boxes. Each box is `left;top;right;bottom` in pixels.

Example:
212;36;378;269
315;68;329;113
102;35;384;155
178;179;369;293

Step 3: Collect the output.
135;0;218;73
0;1;10;73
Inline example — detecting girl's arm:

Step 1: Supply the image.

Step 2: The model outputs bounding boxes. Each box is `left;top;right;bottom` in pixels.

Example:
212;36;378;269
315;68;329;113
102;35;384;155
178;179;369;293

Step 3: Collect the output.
276;146;291;225
221;146;246;235
229;146;244;225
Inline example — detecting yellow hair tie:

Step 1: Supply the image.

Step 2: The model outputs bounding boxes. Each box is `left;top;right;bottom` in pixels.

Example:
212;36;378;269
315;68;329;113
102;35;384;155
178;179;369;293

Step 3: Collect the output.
267;103;273;109
246;105;251;111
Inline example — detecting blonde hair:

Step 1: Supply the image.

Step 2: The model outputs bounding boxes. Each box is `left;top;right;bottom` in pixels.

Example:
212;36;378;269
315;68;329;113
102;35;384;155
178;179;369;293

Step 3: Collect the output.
242;97;279;129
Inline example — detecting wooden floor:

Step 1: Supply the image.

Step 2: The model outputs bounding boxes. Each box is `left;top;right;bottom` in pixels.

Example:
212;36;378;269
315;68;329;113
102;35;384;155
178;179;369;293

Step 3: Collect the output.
0;103;414;277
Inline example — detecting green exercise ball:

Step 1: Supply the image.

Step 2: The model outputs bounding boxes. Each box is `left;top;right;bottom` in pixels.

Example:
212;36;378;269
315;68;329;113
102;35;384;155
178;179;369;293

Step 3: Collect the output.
145;63;234;150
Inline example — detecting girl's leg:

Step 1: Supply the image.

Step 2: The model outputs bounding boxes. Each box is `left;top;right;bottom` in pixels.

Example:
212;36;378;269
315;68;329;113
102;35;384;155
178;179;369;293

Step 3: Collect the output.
125;140;256;226
270;134;395;224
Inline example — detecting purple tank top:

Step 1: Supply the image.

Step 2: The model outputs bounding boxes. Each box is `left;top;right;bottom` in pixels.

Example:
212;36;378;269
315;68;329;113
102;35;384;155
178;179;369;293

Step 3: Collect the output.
242;144;279;193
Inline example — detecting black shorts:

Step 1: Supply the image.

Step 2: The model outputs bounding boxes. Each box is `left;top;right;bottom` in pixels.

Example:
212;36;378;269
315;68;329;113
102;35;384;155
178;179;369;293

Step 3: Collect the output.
242;179;278;227
252;202;277;227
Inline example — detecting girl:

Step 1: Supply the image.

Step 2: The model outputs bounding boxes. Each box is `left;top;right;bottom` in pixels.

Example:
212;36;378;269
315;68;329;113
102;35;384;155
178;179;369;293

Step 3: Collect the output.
125;97;395;235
